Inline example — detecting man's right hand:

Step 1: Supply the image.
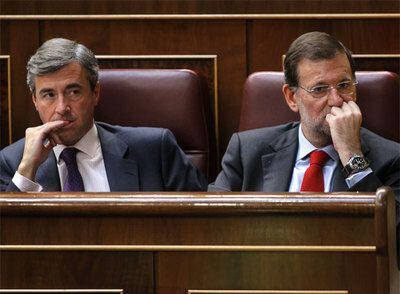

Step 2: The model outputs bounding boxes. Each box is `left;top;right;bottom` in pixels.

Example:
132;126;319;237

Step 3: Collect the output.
17;120;69;181
325;100;363;167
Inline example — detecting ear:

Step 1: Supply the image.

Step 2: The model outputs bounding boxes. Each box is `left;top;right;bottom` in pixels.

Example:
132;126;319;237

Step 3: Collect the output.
32;93;39;111
93;82;100;106
282;84;299;113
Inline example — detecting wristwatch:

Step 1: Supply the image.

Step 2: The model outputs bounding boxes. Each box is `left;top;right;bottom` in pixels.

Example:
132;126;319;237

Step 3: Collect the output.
343;154;370;177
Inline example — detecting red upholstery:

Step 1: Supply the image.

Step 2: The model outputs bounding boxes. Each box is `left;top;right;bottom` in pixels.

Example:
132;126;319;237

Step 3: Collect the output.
95;69;209;176
239;71;400;142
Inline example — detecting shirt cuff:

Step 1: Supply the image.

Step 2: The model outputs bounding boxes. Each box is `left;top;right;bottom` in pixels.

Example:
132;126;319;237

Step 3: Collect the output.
345;167;373;188
12;171;43;192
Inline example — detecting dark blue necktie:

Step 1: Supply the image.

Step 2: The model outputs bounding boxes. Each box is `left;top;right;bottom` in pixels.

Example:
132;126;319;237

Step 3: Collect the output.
60;147;85;192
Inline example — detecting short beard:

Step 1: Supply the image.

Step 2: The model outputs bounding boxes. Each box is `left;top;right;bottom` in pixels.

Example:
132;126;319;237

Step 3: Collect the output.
312;122;332;145
298;101;332;146
314;121;331;138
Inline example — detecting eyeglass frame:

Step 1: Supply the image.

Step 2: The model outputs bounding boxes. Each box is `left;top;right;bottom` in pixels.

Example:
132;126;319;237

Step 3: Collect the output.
291;80;359;98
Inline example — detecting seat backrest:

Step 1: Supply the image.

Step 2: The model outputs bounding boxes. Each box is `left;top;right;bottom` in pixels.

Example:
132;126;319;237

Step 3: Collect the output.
95;69;209;176
239;71;400;142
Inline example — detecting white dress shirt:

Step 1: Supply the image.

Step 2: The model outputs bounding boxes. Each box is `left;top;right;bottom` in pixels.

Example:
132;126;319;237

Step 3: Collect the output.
288;125;372;192
13;123;110;192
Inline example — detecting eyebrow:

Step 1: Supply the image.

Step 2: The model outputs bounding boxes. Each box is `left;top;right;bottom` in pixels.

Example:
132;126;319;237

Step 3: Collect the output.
38;88;54;95
311;77;352;87
37;83;83;96
65;83;83;90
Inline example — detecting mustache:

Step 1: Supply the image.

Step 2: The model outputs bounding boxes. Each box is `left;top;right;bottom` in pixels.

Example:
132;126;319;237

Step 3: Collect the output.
322;108;332;119
51;115;76;122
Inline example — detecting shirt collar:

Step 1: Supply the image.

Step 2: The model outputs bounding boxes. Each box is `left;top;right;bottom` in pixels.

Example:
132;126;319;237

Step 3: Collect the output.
53;123;100;162
296;124;339;162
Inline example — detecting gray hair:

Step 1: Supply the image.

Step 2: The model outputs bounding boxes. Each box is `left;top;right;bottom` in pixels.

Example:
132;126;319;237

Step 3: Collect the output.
26;38;99;93
283;31;355;88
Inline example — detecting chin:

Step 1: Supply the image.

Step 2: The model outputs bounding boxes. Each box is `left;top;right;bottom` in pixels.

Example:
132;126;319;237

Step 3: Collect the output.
322;126;331;138
320;131;332;145
57;133;80;146
313;123;332;140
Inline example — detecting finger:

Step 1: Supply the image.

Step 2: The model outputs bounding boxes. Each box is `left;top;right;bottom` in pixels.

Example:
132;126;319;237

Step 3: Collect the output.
342;101;362;123
340;101;353;114
43;137;57;149
42;138;51;148
40;120;69;137
325;113;333;124
330;106;343;116
49;131;63;145
347;100;361;113
49;137;57;147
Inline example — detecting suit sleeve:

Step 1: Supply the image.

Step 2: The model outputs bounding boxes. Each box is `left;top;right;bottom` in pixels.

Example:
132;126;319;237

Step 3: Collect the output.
0;150;21;192
349;155;399;195
348;132;399;197
160;129;207;191
349;155;400;230
208;133;244;192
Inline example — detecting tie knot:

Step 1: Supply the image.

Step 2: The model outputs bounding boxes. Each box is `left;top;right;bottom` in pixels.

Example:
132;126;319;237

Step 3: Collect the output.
60;147;79;166
309;150;329;166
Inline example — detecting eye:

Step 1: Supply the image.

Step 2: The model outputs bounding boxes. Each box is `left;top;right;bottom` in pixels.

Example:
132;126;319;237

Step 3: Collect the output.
337;81;351;89
41;92;55;99
311;85;328;94
66;88;81;99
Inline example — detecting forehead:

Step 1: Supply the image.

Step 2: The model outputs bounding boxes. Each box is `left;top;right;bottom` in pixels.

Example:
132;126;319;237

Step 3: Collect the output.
297;53;352;85
34;62;89;90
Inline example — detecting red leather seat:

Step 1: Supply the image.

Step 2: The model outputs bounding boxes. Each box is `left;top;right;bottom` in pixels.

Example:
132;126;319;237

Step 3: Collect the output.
95;69;210;177
239;71;400;142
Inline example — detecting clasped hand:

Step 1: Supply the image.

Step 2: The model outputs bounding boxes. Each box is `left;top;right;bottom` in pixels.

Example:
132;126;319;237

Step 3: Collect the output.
325;100;363;166
17;120;69;180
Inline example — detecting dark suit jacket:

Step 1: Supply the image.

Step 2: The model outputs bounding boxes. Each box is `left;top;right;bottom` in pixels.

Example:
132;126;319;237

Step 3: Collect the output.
209;122;399;193
209;122;400;264
0;122;207;192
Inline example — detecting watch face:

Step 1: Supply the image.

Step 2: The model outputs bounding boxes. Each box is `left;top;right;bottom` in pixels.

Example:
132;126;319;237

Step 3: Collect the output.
350;157;367;169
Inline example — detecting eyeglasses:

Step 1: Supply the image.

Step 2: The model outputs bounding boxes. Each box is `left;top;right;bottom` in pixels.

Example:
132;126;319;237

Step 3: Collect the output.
295;80;358;99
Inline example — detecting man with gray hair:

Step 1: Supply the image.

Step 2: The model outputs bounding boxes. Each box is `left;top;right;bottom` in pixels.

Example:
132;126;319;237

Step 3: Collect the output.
0;38;207;192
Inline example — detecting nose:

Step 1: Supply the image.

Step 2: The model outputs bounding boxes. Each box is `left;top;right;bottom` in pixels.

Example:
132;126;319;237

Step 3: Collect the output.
327;88;344;107
55;96;70;115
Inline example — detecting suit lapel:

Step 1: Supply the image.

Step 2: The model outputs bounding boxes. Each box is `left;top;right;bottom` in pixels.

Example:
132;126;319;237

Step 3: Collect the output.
36;152;61;191
261;126;299;192
97;124;139;191
331;166;348;191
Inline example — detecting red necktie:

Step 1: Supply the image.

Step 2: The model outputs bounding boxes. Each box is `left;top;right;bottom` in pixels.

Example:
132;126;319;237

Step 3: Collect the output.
300;150;329;192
